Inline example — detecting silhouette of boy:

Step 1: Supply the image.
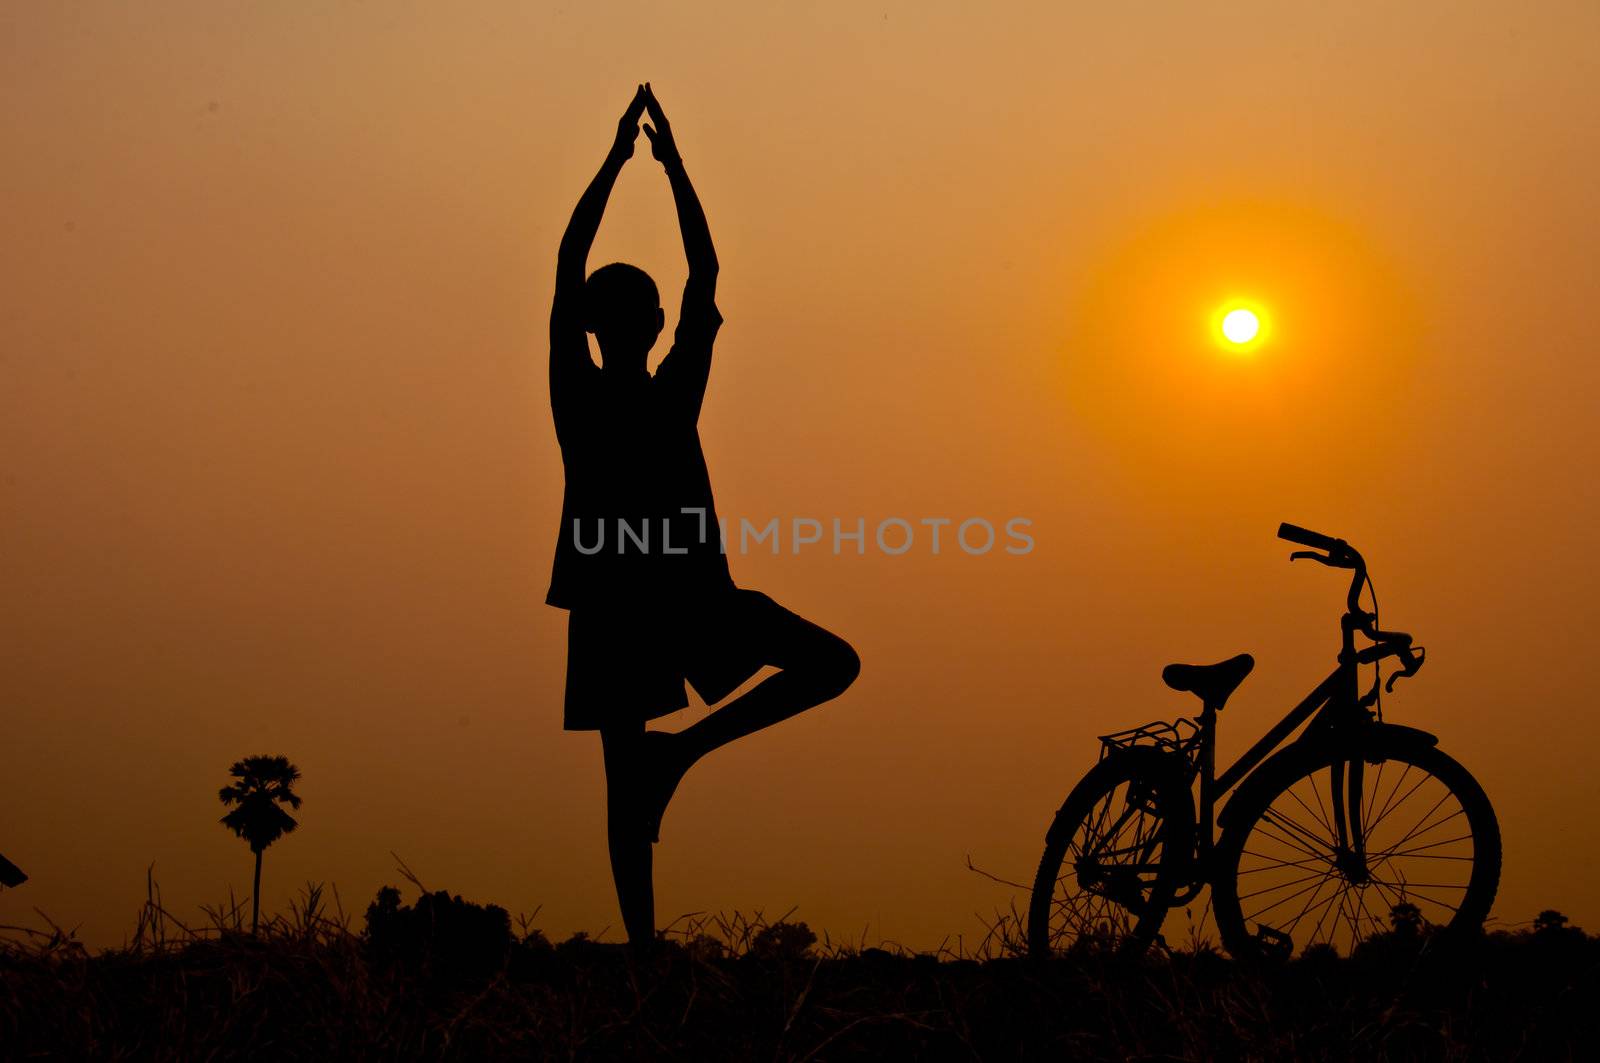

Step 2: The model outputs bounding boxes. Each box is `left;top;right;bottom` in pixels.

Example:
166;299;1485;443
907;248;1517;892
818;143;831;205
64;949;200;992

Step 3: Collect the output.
549;85;860;950
0;851;24;889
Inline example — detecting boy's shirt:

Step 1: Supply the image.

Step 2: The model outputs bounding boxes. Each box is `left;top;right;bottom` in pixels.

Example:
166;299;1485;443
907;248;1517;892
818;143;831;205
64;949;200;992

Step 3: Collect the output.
547;295;732;610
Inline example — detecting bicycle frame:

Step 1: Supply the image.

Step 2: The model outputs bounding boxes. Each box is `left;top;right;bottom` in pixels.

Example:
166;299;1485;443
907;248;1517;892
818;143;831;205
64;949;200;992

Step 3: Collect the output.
1183;666;1351;884
1170;554;1423;901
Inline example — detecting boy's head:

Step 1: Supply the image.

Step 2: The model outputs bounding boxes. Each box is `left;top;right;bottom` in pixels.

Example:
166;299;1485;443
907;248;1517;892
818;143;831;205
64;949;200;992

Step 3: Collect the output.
585;262;664;369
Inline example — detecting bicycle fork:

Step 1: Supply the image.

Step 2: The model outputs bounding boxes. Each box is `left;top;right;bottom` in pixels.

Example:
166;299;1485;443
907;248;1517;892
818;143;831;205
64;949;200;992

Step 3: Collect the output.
1329;756;1370;883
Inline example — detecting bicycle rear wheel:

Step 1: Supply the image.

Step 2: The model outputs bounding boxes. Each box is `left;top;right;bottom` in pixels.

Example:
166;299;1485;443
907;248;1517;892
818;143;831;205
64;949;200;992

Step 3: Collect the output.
1212;733;1499;960
1028;746;1194;958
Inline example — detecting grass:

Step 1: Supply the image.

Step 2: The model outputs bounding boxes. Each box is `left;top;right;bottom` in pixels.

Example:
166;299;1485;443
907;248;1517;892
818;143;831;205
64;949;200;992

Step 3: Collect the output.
2;877;1597;1061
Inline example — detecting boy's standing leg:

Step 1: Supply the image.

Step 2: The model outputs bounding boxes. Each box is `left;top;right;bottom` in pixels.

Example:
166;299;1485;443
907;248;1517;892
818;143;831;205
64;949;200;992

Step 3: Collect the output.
600;721;656;950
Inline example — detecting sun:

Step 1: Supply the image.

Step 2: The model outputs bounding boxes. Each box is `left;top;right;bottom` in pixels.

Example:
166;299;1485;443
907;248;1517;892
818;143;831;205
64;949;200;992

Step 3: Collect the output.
1212;302;1269;352
1221;308;1260;344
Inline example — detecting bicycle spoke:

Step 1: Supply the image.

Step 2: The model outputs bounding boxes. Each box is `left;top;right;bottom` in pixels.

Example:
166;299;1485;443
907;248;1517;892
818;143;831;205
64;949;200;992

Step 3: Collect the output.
1269;797;1339;847
1353;884;1391;944
1370;856;1469;894
1065;794;1113;867
1372;785;1450;843
1055;885;1104;935
1237;868;1330;903
1377;848;1473;862
1366;762;1414;834
1246;824;1325;866
1060;899;1100;939
1366;880;1469;891
1245;869;1343;922
1237;852;1330;875
1087;786;1122;844
1330;887;1360;949
1282;871;1337;937
1373;832;1474;861
1081;803;1140;863
1077;891;1132;935
1365;878;1465;912
1374;803;1463;855
1365;771;1433;837
1290;776;1336;839
1329;882;1376;951
1366;875;1409;918
1256;810;1335;860
1297;879;1345;943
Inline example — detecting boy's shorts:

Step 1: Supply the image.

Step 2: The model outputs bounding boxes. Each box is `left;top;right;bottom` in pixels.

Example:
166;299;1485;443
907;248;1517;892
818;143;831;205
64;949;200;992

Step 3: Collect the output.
563;588;795;731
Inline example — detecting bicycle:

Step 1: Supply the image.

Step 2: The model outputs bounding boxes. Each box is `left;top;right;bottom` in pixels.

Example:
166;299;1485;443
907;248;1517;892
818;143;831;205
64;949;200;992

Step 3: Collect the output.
1028;524;1500;960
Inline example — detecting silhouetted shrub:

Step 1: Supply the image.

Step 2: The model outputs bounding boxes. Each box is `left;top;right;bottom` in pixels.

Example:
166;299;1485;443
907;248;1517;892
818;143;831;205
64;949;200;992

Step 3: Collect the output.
685;933;727;962
1534;908;1582;939
362;886;512;985
748;919;816;962
1389;901;1424;937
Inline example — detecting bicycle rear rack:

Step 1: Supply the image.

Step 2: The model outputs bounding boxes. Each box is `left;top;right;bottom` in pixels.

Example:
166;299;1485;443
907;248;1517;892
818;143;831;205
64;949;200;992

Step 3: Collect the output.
1098;718;1203;774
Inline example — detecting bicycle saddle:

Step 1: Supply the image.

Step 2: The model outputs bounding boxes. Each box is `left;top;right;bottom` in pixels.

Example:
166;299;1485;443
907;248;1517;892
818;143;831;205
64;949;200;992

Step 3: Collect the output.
1162;653;1255;709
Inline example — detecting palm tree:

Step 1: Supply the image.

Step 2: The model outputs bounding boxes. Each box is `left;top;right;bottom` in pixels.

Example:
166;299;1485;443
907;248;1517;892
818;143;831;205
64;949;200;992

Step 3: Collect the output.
218;755;302;934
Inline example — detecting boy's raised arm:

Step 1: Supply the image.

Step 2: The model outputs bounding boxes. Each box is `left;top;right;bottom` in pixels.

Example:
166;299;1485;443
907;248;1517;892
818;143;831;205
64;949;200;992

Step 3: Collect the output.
643;84;718;303
551;87;648;369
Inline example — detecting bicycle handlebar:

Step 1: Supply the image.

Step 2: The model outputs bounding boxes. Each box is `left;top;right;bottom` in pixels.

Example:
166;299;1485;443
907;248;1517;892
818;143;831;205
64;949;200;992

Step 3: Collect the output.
1277;522;1340;551
1279;522;1364;572
1279;522;1370;621
1277;521;1425;693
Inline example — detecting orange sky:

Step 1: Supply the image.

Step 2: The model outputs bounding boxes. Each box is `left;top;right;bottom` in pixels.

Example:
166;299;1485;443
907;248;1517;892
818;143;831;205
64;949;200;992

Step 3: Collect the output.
4;2;1598;950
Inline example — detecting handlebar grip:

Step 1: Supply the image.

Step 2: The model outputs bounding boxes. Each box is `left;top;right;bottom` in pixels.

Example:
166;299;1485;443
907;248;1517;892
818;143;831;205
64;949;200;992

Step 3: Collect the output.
1277;522;1340;551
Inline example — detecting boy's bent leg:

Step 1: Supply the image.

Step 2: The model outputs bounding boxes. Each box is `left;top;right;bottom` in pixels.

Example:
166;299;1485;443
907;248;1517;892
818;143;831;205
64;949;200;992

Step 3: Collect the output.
676;594;860;764
601;722;656;950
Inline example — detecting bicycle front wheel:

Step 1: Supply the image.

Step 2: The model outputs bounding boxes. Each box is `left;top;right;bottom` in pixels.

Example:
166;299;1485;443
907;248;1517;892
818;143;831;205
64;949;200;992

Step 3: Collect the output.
1212;733;1500;960
1028;746;1194;958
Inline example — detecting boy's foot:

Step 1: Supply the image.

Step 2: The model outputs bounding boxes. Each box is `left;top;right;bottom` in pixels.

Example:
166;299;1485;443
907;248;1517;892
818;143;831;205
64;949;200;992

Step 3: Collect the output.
639;730;692;843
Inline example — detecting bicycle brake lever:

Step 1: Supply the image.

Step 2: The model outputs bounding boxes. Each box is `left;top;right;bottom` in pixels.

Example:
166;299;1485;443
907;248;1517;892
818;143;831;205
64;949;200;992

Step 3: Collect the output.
1290;550;1339;566
1384;647;1426;693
